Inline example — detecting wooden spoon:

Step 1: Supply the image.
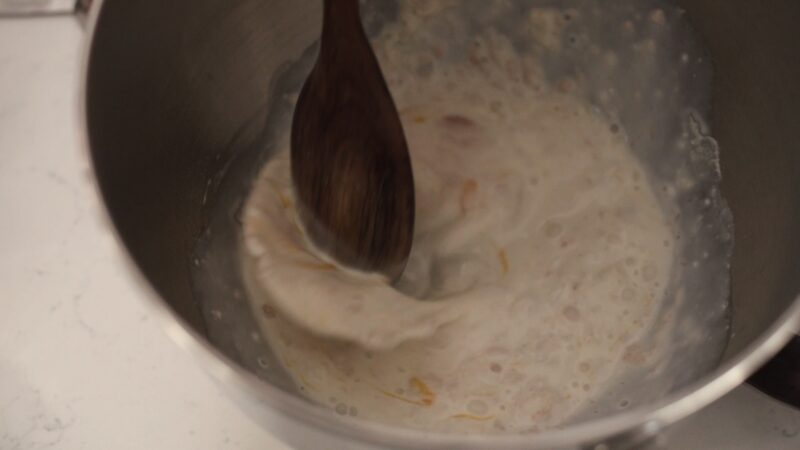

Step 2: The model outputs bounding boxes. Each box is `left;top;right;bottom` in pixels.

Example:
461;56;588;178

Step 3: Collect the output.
291;0;415;282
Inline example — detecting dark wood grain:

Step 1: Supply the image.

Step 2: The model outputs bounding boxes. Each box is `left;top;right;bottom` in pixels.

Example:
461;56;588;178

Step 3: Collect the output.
290;0;415;281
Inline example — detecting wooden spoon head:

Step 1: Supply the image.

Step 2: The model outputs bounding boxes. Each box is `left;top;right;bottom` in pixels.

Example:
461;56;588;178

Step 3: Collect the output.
290;11;414;281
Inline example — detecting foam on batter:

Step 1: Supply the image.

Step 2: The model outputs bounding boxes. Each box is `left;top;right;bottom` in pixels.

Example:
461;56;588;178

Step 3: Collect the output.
241;17;676;432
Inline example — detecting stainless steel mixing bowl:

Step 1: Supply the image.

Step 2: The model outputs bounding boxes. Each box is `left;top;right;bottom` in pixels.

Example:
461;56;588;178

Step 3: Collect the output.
84;0;800;448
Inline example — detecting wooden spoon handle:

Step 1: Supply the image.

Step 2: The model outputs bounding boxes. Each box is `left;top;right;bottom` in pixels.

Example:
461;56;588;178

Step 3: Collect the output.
321;0;364;45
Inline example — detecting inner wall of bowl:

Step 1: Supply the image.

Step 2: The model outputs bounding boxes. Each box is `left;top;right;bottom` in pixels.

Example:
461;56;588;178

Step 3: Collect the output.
88;0;800;428
674;0;800;357
192;0;735;424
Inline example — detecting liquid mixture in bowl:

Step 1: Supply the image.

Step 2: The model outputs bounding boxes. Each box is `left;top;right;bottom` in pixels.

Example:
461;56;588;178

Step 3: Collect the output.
226;0;733;435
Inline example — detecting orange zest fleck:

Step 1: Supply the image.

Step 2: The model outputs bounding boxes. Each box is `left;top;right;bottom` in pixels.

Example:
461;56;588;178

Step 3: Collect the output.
497;248;509;275
377;389;429;406
451;413;495;421
374;377;436;407
459;179;479;214
409;377;436;406
295;260;337;271
279;194;292;209
297;373;316;390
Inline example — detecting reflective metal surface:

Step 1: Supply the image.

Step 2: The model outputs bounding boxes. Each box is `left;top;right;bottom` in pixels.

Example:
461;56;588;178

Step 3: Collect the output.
84;0;800;448
0;0;74;15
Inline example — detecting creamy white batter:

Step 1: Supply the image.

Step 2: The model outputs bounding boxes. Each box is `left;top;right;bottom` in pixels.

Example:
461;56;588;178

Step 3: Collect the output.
241;12;677;430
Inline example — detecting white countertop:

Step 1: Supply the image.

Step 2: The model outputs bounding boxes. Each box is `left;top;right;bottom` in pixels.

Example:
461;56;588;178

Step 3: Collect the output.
0;14;798;450
0;16;288;450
